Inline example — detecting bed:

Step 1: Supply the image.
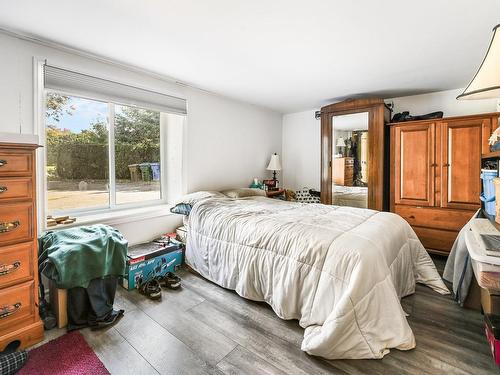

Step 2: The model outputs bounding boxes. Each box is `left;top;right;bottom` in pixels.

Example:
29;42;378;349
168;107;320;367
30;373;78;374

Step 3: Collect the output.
332;185;368;208
183;194;448;359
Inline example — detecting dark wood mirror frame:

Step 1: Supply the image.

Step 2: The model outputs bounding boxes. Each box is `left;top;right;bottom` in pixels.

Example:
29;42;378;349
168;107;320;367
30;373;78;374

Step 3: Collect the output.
320;98;390;211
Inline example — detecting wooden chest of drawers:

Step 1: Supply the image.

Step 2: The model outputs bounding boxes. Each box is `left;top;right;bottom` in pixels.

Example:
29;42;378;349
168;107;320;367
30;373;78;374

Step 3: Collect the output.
0;143;43;351
333;157;354;186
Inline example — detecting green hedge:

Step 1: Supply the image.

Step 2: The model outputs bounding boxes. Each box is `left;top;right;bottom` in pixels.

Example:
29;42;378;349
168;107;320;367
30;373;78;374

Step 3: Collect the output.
49;143;160;180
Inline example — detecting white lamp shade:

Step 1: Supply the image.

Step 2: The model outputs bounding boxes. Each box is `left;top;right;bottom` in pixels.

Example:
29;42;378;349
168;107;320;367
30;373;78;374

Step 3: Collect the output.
458;24;500;100
336;137;346;147
266;153;282;171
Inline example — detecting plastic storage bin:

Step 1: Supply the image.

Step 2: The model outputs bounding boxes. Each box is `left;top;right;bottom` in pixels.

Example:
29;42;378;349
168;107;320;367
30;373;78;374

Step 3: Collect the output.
481;169;498;216
467;220;500;292
150;162;160;181
471;256;500;292
139;163;152;182
494;178;500;224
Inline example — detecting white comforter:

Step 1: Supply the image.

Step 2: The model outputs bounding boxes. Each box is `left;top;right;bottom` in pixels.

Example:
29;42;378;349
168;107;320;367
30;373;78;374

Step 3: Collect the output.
186;196;448;359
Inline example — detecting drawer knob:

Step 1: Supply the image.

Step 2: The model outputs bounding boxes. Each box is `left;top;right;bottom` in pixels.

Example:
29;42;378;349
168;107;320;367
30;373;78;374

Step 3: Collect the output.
0;160;7;167
0;220;20;233
0;261;20;276
0;186;7;194
408;215;415;219
0;302;21;320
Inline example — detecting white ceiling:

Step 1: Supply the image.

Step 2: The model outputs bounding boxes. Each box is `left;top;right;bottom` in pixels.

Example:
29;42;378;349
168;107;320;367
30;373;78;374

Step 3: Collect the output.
0;1;499;113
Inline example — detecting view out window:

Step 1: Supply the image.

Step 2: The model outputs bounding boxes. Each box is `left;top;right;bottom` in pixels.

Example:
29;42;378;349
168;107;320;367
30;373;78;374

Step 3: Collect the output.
45;92;163;215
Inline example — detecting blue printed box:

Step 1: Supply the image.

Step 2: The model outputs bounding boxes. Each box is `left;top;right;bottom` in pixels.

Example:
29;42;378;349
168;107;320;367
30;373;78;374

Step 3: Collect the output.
122;241;184;290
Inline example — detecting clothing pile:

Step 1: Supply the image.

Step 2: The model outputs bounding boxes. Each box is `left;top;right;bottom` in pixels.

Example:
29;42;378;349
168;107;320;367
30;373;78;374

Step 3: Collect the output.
39;224;128;331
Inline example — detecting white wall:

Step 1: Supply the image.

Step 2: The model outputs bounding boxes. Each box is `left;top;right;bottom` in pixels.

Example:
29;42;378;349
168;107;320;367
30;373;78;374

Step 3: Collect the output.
282;89;499;192
186;90;282;192
388;88;499;118
0;32;282;244
281;110;320;191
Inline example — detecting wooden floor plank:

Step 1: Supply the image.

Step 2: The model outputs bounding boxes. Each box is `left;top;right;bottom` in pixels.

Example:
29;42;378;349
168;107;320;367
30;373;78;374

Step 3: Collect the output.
113;308;220;375
82;327;160;375
180;270;305;346
145;302;238;365
189;299;348;375
216;345;288;375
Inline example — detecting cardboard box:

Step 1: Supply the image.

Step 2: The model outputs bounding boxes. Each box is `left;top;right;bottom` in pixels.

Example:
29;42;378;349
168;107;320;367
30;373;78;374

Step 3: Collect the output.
122;240;184;290
49;280;67;328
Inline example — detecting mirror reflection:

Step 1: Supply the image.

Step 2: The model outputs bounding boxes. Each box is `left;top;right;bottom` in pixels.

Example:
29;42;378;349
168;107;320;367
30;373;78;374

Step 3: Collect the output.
331;112;369;208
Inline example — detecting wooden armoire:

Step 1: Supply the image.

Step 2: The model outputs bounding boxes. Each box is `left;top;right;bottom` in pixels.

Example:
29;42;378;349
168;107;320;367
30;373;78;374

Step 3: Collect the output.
389;112;499;255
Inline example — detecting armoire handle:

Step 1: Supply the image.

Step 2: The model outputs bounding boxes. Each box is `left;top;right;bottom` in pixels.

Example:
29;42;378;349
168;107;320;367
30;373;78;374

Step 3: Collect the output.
0;160;7;167
0;186;7;194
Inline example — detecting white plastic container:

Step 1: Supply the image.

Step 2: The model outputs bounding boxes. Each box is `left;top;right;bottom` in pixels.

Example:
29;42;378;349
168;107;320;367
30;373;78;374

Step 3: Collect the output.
465;227;500;292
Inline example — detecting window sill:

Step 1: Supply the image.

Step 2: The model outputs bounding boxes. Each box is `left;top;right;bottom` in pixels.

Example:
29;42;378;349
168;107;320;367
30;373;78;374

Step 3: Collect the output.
45;204;175;231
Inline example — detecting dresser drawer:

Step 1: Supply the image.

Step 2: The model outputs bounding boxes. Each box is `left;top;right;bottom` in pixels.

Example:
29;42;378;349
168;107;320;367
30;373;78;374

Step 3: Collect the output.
395;205;473;232
0;178;33;201
412;226;458;254
0;243;34;288
0;202;33;246
0;281;35;334
0;151;33;177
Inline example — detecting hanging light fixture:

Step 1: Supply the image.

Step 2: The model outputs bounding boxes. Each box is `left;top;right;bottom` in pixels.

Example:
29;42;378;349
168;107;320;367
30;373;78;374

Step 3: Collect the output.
457;24;500;100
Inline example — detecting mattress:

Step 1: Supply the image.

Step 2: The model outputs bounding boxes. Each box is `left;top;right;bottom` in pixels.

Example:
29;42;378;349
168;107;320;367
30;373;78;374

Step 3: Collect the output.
185;196;448;359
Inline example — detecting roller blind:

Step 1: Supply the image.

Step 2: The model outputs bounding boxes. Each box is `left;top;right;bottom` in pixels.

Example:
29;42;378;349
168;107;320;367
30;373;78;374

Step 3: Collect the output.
44;64;187;115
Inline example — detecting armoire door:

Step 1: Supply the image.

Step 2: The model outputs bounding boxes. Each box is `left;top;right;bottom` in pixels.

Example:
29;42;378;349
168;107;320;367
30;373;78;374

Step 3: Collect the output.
393;122;436;206
440;118;488;210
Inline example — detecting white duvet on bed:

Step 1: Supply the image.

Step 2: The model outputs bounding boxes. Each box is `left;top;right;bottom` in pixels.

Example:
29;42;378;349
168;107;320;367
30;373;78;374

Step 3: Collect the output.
186;196;448;359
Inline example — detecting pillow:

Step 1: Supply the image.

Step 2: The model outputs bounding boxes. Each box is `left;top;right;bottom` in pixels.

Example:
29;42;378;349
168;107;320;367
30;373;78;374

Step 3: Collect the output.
221;188;266;199
170;203;193;215
170;191;225;215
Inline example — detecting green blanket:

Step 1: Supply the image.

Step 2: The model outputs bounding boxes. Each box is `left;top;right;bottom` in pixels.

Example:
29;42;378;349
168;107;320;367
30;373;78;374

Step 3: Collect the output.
39;224;128;289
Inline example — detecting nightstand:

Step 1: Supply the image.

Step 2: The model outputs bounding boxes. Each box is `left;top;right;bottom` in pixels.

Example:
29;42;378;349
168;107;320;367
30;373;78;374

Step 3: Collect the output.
266;189;285;199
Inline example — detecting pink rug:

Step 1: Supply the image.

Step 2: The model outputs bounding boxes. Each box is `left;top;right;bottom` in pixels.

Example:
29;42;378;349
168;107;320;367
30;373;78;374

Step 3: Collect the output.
18;331;109;375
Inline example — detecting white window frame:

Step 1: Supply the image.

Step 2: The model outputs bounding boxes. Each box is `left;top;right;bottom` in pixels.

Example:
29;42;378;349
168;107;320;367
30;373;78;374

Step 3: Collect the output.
34;58;174;229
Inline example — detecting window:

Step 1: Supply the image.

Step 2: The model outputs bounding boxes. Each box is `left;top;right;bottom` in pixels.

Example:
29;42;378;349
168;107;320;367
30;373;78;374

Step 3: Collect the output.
45;93;163;215
42;64;186;218
114;104;161;205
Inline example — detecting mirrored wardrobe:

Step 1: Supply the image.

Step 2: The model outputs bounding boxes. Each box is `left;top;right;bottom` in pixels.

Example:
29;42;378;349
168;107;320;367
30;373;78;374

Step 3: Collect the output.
320;98;391;211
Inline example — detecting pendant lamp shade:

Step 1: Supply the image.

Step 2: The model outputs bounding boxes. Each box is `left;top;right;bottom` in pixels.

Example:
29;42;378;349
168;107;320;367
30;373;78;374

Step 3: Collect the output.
266;153;282;171
457;24;500;100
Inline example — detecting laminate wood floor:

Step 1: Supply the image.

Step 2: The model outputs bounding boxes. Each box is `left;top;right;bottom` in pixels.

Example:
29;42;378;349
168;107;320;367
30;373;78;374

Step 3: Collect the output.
41;257;498;374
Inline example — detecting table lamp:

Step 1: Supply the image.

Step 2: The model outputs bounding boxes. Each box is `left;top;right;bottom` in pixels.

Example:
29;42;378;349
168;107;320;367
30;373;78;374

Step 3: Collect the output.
266;153;282;183
336;136;346;156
